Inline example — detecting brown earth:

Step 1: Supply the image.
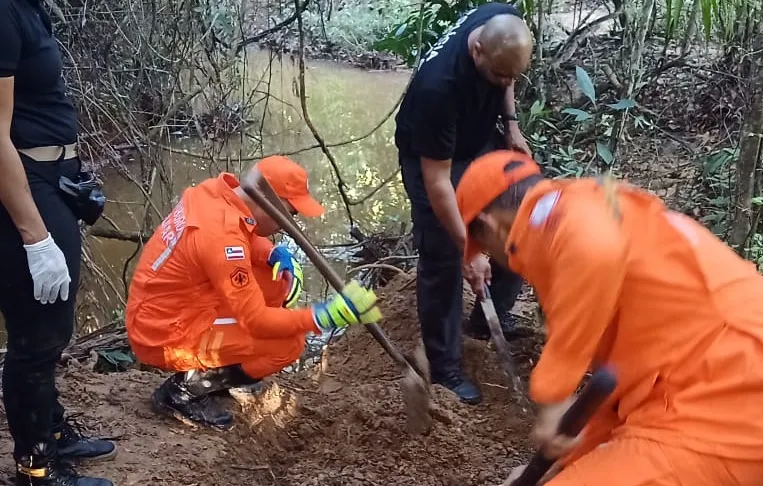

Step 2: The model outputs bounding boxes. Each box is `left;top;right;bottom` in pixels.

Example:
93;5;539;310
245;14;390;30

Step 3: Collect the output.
0;273;544;486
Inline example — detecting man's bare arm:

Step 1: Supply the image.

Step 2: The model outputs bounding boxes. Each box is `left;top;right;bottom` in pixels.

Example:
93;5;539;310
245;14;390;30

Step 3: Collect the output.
0;77;48;244
421;156;466;252
503;79;517;118
502;80;531;154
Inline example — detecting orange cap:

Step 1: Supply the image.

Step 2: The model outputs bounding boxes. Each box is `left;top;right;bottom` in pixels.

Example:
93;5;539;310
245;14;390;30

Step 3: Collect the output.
456;150;541;262
256;155;325;218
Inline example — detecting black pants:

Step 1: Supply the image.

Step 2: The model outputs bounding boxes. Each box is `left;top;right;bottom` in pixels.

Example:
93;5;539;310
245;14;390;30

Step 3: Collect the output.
400;152;524;381
0;155;82;461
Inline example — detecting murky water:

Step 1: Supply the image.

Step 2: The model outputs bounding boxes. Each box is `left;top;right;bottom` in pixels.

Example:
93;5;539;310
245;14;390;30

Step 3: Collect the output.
76;49;412;331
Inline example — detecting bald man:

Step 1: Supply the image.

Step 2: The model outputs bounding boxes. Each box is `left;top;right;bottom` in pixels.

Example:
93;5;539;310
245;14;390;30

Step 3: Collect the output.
394;3;534;405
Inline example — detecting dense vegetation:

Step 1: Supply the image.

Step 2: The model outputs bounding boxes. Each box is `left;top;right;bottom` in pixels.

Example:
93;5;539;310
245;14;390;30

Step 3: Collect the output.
47;0;763;326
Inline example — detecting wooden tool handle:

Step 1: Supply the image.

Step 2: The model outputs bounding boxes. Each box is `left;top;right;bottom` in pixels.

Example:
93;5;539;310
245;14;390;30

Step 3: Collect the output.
510;367;617;486
240;174;424;378
480;286;527;408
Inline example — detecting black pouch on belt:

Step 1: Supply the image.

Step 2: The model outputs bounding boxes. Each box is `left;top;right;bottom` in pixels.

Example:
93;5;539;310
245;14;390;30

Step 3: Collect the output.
58;169;106;226
23;147;106;226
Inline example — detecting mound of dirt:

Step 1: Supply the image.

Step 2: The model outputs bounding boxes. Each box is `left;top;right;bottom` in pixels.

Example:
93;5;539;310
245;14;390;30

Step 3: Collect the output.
0;273;544;486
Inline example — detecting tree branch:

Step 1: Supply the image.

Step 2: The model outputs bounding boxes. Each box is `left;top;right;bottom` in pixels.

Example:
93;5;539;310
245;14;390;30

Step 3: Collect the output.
294;0;355;225
234;0;312;55
88;227;151;243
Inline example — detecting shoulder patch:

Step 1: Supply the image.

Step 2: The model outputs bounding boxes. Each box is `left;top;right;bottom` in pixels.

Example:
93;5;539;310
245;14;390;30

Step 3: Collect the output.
229;267;250;288
225;246;246;260
529;191;561;227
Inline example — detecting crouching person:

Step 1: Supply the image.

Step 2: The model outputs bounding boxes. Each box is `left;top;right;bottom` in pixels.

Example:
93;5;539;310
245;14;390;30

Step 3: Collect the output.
125;156;382;429
455;150;763;486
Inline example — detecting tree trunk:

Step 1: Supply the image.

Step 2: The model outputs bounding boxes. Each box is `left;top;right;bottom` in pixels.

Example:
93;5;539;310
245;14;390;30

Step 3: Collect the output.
729;36;763;255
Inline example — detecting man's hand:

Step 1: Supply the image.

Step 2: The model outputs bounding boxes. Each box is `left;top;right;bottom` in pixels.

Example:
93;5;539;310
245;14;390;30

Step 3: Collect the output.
268;245;298;281
506;121;531;155
464;254;492;300
502;462;562;486
311;280;383;332
283;258;304;308
24;233;71;305
531;396;581;459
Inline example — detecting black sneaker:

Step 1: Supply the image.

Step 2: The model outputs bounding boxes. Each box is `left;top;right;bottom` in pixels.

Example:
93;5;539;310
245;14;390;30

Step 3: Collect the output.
432;371;482;405
16;455;112;486
151;374;234;429
54;415;117;463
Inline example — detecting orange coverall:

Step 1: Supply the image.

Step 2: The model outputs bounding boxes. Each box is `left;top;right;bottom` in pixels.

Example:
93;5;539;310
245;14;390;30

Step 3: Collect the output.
501;178;763;485
125;173;319;380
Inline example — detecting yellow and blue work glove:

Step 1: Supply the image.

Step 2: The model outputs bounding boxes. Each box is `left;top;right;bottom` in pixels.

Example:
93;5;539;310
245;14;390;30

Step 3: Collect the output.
268;245;298;281
311;280;383;332
283;259;303;308
268;245;304;308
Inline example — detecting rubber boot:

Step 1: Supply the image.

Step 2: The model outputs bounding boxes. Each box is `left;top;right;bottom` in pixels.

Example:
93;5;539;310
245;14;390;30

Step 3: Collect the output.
190;365;264;396
151;371;234;429
15;443;113;486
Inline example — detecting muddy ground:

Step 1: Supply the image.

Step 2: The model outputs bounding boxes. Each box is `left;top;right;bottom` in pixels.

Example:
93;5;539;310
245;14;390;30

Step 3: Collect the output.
0;273;544;486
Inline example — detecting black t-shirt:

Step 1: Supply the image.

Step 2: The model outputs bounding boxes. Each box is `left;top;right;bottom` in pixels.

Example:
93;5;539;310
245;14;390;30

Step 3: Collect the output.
395;2;520;164
0;0;78;149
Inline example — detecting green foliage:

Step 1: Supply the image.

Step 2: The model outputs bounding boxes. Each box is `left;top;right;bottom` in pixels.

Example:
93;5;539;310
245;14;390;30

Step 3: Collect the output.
747;233;763;271
530;66;636;174
696;147;763;270
94;349;136;373
656;0;761;48
703;147;738;177
374;0;494;67
304;0;414;55
697;146;737;236
194;0;240;45
575;66;596;106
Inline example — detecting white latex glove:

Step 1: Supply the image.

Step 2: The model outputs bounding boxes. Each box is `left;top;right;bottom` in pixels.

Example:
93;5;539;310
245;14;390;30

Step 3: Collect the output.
24;233;71;304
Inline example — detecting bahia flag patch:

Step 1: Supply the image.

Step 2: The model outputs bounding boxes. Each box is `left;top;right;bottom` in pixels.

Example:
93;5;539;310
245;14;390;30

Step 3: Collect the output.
225;246;246;260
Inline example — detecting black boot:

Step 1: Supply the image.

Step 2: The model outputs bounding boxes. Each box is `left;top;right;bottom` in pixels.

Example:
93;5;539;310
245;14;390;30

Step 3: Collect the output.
432;370;483;405
193;365;264;396
15;444;112;486
53;415;116;463
151;372;234;429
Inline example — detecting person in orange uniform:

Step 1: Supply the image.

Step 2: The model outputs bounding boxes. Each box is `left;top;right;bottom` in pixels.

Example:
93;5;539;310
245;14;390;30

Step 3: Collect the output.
453;149;763;486
126;156;382;429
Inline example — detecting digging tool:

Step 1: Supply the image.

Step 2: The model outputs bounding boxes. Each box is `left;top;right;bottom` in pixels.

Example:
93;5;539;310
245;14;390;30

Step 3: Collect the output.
509;367;617;486
240;172;432;435
480;286;529;411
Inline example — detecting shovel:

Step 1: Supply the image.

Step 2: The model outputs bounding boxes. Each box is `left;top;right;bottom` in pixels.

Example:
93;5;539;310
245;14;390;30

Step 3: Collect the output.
509;366;617;486
240;172;433;435
480;285;529;411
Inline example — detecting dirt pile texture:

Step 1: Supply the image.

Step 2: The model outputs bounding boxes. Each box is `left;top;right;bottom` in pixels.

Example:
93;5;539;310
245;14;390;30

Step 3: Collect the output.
0;273;544;486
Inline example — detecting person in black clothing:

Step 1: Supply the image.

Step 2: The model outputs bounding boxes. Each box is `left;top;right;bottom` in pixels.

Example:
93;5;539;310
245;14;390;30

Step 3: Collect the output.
395;3;533;405
0;0;115;484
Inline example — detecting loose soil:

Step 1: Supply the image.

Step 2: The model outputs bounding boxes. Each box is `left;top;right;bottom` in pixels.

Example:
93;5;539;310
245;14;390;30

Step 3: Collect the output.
0;273;544;486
